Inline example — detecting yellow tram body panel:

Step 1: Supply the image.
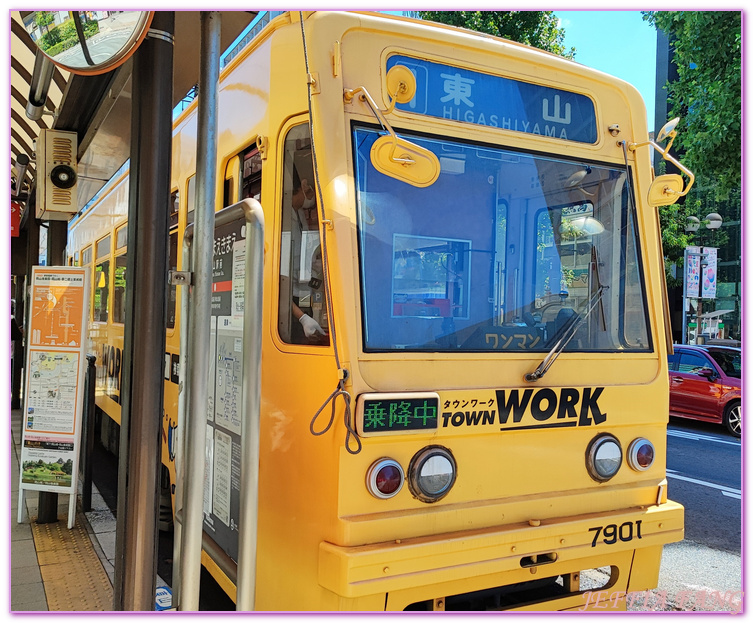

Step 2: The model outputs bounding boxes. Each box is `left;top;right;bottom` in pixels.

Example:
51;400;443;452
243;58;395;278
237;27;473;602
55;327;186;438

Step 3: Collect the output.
68;10;683;611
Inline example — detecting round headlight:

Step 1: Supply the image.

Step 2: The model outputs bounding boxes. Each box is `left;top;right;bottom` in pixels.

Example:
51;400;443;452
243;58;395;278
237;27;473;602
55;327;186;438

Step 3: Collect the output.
586;434;622;482
366;458;404;499
408;446;456;503
627;438;655;471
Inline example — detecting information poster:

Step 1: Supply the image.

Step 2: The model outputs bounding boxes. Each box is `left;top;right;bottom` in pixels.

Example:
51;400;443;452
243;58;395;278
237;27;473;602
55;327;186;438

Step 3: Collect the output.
701;247;717;300
685;246;701;299
18;267;89;529
202;219;247;562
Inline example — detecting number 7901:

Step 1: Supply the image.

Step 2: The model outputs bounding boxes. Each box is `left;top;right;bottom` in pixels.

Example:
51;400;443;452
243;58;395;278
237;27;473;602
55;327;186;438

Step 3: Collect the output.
589;521;642;547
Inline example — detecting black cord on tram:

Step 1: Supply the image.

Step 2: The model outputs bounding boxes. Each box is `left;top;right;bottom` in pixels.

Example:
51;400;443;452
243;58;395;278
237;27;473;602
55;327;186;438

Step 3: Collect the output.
299;12;361;455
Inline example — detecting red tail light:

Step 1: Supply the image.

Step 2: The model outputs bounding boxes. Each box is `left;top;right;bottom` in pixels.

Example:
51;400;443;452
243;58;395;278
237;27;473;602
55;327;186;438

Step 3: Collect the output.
366;458;404;499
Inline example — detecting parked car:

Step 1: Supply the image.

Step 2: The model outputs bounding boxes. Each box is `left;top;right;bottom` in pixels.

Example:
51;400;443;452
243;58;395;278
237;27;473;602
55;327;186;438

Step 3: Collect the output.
668;344;741;437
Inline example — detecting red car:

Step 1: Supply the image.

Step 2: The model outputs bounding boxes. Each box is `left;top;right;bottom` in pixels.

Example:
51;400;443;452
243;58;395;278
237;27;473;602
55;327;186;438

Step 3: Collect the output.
668;344;742;437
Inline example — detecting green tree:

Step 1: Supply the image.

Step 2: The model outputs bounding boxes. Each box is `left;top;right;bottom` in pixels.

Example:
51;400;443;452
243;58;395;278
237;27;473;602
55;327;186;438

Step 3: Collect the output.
643;11;741;199
34;11;55;33
417;11;575;58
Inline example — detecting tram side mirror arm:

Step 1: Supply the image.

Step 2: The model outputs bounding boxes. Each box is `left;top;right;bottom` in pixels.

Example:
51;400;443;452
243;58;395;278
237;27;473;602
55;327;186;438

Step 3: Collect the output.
626;117;695;207
344;66;440;188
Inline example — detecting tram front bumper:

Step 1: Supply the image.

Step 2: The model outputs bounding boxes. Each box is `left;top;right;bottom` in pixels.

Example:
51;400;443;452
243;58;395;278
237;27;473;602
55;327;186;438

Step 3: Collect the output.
318;501;683;600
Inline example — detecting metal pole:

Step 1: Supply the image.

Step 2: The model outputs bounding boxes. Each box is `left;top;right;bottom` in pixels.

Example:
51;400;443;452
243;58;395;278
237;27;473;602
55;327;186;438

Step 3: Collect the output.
178;11;221;612
681;248;688;344
113;11;175;611
171;235;193;608
12;275;26;409
46;220;67;266
235;200;265;611
81;355;97;512
24;213;59;524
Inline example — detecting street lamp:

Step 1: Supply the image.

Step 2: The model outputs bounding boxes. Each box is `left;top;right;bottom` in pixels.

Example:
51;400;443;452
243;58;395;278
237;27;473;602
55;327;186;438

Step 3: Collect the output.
681;213;723;344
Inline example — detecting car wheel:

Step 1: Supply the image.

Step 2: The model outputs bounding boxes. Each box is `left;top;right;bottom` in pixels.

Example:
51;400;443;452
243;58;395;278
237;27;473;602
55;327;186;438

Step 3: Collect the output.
723;400;741;438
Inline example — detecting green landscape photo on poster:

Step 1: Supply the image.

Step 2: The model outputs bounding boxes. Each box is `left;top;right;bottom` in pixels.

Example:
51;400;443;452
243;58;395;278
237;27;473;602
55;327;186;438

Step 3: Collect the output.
22;458;73;487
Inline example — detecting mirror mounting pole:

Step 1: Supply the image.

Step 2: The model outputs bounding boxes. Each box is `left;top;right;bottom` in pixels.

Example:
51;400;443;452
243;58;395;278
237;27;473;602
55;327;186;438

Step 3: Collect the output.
25;50;55;122
626;118;695;199
343;86;415;165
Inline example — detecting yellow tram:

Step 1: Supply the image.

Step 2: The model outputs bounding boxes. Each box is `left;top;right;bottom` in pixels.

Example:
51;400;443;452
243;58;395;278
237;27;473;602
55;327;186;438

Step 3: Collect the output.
68;11;686;611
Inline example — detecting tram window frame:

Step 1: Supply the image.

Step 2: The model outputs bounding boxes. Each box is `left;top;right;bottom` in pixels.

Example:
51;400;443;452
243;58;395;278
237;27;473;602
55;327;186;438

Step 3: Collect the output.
166;189;180;332
170;188;180;229
241;146;262;202
81;246;93;319
96;234;111;260
94;234;111;324
186;175;196;225
277;123;329;347
113;224;128;325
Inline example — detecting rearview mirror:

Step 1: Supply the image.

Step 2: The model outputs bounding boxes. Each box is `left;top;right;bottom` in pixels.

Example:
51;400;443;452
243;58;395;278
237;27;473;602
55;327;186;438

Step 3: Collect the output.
647;174;685;207
370;135;440;188
22;10;153;75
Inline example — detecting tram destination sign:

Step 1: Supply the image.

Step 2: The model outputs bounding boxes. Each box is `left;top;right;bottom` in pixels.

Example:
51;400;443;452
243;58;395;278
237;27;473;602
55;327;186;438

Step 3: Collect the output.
387;55;598;144
357;393;440;435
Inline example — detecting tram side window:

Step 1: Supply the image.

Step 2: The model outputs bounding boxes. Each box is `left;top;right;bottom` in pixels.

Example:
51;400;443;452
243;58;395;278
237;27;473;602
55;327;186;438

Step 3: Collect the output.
113;225;127;324
186;176;195;225
167;230;178;329
94;236;111;322
242;148;262;201
94;261;110;322
166;190;179;330
278;124;329;346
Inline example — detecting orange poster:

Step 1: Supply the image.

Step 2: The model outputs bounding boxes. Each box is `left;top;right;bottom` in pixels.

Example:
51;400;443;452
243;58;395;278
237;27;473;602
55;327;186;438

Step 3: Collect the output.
29;267;87;348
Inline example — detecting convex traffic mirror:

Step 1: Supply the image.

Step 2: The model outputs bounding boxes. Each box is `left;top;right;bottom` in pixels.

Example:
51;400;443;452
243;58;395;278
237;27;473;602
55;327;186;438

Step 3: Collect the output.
22;10;153;75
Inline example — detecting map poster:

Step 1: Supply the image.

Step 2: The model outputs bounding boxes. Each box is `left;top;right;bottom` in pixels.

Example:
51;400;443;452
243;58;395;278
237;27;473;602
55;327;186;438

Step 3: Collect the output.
29;267;86;348
18;266;89;530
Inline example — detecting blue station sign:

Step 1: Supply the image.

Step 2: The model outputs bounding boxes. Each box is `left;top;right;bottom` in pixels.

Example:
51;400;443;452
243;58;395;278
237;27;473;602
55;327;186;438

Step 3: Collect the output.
387;55;598;144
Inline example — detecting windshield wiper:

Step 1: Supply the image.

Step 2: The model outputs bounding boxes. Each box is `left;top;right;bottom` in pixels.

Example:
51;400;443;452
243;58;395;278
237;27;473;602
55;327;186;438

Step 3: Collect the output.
524;285;608;382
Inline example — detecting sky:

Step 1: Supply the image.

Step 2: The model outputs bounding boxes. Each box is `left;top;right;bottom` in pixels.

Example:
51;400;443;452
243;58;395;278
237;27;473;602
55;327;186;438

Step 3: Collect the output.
554;11;658;128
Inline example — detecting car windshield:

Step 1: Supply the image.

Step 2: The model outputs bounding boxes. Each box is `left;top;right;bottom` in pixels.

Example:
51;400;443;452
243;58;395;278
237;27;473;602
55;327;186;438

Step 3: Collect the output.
708;349;741;378
353;126;651;353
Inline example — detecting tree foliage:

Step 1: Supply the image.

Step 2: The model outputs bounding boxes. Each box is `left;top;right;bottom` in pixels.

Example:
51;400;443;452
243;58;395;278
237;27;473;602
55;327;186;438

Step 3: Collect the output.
643;11;741;198
417;11;575;58
34;11;55;32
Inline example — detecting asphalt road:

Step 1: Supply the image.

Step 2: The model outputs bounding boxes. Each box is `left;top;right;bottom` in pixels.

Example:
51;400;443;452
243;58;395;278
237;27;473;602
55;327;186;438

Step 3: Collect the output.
666;418;741;554
626;418;743;612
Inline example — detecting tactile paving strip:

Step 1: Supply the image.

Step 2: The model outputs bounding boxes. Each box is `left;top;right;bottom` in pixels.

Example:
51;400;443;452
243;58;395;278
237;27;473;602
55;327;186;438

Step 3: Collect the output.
31;515;113;611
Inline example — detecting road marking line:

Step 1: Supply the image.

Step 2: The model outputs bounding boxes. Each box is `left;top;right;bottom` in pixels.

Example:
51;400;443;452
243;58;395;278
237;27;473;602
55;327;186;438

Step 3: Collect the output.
722;491;742;500
667;429;740;446
666;469;741;496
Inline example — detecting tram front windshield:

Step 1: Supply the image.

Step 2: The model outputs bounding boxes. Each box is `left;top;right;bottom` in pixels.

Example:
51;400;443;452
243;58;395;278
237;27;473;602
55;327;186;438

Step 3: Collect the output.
353;126;651;353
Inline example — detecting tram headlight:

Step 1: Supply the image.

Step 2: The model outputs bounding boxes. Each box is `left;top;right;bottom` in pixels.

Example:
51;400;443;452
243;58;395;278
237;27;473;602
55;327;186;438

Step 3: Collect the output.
366;458;404;499
627;438;655;471
586;434;622;482
408;446;456;503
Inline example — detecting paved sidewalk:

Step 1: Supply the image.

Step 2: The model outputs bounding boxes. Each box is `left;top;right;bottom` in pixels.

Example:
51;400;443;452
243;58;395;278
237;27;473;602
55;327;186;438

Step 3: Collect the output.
11;408;117;611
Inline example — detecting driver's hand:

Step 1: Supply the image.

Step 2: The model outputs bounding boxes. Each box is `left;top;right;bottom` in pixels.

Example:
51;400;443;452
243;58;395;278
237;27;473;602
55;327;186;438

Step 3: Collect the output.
299;313;326;338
